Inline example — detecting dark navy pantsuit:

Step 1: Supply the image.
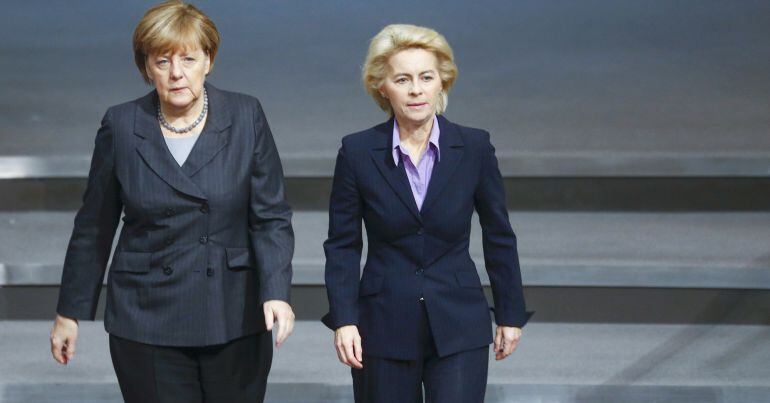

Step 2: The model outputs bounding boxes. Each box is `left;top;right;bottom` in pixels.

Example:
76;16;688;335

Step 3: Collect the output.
323;116;533;400
352;302;489;403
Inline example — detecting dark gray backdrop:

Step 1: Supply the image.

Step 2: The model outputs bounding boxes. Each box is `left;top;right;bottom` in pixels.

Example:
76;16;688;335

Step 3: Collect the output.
1;0;768;167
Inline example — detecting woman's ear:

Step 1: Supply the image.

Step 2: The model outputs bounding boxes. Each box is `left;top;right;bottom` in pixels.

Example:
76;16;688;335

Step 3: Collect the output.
204;52;212;75
144;57;154;85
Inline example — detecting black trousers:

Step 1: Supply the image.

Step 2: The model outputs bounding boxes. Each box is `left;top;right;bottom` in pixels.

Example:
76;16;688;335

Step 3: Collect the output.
109;332;273;403
352;303;489;403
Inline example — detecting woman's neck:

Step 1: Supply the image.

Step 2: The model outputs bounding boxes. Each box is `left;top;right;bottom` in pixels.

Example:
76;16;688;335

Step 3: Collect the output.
396;115;434;146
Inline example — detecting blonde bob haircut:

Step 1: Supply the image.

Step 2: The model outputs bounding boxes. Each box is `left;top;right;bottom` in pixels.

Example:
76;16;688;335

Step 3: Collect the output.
363;24;458;115
133;1;220;84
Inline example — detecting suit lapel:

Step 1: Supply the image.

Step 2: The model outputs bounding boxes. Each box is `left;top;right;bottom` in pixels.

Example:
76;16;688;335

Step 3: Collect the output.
369;119;422;223
133;89;207;200
180;83;233;177
420;115;464;214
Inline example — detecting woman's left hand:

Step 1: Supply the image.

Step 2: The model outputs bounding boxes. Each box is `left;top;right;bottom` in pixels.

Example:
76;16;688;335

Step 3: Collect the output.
263;300;295;348
494;326;522;360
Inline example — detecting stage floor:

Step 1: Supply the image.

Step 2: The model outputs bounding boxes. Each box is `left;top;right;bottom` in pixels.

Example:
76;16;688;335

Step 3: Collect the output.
2;320;768;402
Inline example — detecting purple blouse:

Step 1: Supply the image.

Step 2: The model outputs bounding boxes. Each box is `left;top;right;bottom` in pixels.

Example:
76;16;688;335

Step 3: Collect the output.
392;115;441;210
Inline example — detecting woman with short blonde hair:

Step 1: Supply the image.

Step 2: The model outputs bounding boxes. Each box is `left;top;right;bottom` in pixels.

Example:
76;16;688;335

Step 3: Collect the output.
50;2;295;402
324;23;532;403
362;24;458;115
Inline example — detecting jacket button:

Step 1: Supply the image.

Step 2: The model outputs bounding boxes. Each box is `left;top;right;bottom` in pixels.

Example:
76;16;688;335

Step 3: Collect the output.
164;236;173;246
199;235;208;244
165;208;175;217
206;267;214;277
163;265;173;275
200;203;209;214
415;268;424;275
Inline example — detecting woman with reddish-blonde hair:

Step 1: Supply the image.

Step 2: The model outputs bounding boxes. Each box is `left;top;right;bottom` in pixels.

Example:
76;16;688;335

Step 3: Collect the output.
49;2;295;401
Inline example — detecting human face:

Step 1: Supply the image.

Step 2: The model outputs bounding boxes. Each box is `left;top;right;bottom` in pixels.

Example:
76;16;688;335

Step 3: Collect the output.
380;48;443;128
146;47;211;112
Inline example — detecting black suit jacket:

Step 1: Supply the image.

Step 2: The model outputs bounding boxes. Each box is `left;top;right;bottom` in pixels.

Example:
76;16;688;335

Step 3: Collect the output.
323;116;532;360
57;83;294;346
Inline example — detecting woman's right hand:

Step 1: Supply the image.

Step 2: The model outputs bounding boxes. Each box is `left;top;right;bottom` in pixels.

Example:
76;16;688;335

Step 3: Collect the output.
50;314;79;365
334;325;363;369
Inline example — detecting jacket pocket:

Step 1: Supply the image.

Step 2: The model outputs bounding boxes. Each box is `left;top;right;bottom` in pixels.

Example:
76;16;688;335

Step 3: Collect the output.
455;270;483;289
111;251;152;273
226;247;254;269
359;273;384;296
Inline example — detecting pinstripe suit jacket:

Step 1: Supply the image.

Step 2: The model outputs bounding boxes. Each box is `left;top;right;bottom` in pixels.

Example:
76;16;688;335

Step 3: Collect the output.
323;116;532;360
56;83;294;346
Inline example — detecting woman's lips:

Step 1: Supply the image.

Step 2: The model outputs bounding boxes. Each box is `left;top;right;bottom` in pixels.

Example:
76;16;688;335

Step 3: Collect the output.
407;102;427;108
170;87;186;93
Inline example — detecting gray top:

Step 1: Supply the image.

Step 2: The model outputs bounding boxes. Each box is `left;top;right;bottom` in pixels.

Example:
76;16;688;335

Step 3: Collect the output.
163;133;200;166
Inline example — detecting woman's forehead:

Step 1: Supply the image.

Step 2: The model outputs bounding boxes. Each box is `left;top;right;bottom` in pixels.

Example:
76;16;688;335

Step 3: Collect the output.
387;48;438;73
147;43;205;57
144;28;206;57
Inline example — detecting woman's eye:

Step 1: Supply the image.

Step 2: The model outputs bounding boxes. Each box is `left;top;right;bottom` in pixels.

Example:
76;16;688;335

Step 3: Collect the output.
184;57;195;62
396;78;407;84
422;75;434;81
156;60;169;67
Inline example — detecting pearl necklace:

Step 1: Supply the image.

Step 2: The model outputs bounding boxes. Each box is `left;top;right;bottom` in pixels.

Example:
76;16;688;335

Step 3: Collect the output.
157;88;208;134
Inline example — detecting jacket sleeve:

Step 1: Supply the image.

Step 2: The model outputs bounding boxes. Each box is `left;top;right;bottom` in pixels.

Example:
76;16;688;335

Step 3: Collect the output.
322;142;363;329
249;99;295;304
473;131;533;327
57;109;123;320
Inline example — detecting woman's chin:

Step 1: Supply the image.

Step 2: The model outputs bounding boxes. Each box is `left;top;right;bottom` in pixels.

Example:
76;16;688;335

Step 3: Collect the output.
162;95;194;109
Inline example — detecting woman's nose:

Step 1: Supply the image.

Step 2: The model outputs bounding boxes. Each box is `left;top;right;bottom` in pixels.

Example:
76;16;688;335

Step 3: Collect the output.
169;62;183;80
409;83;423;96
